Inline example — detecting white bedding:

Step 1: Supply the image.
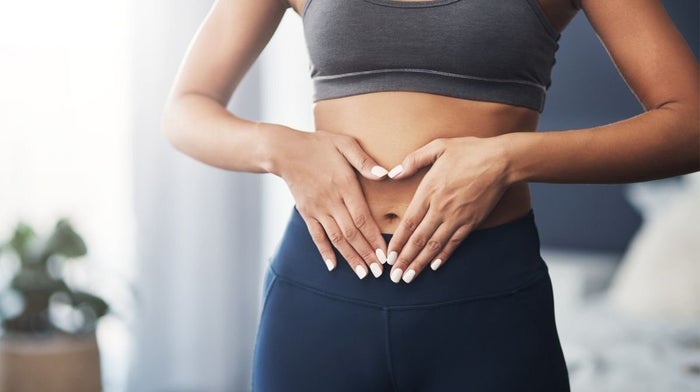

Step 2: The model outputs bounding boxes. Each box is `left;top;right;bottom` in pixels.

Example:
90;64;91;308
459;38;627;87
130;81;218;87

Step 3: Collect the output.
543;248;700;392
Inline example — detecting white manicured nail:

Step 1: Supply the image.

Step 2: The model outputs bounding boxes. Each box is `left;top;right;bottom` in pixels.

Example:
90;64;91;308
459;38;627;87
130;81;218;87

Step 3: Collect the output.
388;165;404;178
370;165;388;178
430;258;442;271
376;248;387;264
390;268;403;283
370;263;382;278
325;258;335;271
387;251;398;265
355;265;368;279
402;269;416;283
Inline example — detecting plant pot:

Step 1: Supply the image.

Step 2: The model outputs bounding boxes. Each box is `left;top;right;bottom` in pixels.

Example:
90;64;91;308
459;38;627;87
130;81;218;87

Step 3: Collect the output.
0;332;101;392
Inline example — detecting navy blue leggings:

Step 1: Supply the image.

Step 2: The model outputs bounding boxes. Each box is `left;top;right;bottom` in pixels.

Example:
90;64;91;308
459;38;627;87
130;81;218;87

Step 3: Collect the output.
252;206;570;391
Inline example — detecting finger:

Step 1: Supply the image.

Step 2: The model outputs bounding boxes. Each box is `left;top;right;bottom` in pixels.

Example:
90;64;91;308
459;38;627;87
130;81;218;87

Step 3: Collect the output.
402;223;454;283
301;215;337;272
386;186;431;266
389;210;442;284
335;136;388;180
333;206;384;278
318;216;371;280
429;224;473;271
387;138;447;180
341;181;388;265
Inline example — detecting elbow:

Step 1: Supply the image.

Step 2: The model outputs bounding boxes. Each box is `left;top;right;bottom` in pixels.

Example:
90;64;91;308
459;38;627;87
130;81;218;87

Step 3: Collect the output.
160;98;185;150
658;97;700;136
678;100;700;154
678;104;700;173
655;99;700;174
676;103;700;173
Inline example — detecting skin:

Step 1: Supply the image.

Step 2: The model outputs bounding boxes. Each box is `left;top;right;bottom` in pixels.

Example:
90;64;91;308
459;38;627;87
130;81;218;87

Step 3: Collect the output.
161;0;700;283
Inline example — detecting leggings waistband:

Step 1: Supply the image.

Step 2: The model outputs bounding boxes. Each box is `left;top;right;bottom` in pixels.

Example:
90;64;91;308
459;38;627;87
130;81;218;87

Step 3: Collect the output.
268;206;549;308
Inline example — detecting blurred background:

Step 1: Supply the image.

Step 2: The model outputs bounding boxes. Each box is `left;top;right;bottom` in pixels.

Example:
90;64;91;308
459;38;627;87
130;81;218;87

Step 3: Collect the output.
0;0;697;391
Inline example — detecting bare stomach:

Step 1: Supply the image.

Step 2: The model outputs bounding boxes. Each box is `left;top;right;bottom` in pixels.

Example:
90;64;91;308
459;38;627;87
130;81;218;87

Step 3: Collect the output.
312;91;539;234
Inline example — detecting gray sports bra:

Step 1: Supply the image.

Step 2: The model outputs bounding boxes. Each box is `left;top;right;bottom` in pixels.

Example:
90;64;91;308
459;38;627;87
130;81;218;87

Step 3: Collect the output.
299;0;581;113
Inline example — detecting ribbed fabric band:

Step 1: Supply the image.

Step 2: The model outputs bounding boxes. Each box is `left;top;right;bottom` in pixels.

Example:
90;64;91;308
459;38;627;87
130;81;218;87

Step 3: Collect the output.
268;205;550;308
312;68;547;112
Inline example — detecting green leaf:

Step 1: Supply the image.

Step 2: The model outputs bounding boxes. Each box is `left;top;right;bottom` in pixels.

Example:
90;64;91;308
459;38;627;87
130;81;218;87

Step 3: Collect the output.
7;222;37;264
71;290;109;319
41;218;87;264
11;269;66;292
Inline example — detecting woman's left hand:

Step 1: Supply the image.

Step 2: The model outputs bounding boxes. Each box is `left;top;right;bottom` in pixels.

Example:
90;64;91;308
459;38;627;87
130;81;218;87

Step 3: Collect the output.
385;135;512;284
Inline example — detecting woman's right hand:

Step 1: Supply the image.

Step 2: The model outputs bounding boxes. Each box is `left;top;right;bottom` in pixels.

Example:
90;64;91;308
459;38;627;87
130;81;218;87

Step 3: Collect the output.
266;126;389;279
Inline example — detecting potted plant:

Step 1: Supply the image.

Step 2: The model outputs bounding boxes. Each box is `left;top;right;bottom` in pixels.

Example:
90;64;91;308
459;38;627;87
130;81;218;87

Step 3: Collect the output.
0;218;108;392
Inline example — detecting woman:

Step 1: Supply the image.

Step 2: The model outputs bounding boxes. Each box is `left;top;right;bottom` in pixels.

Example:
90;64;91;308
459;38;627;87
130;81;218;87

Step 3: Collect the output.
162;0;699;390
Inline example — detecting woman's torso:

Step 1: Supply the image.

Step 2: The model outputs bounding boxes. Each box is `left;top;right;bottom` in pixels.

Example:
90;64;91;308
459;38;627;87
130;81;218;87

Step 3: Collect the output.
314;93;537;233
288;0;578;234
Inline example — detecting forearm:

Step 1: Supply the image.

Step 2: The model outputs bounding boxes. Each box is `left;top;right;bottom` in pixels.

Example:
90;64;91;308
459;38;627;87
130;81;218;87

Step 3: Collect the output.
503;101;700;185
161;92;289;174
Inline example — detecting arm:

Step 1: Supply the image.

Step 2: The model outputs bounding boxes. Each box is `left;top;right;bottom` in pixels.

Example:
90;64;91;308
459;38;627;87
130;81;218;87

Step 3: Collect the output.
504;0;699;184
161;0;286;173
384;0;699;284
162;0;391;278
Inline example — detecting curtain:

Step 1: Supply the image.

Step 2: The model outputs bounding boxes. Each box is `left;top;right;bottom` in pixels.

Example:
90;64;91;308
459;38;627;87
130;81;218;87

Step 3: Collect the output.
127;1;265;390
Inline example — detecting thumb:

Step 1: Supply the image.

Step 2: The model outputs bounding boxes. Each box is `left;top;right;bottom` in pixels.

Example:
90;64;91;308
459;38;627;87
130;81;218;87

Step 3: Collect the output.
336;136;388;180
388;138;447;180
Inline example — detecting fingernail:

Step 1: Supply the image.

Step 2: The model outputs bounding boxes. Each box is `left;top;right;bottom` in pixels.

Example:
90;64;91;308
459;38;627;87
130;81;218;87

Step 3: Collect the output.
325;258;335;271
430;258;442;271
387;251;398;265
370;263;382;278
402;269;416;283
388;165;403;179
371;165;388;178
355;265;368;279
376;248;387;264
390;268;403;283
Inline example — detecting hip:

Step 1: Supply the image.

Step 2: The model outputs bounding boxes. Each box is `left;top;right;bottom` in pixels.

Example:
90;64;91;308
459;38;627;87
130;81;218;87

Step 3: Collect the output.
267;204;549;308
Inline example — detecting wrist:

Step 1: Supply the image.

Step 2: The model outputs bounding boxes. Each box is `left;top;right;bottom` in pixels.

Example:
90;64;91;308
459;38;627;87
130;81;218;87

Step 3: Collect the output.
256;121;286;176
256;122;306;178
496;131;541;185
